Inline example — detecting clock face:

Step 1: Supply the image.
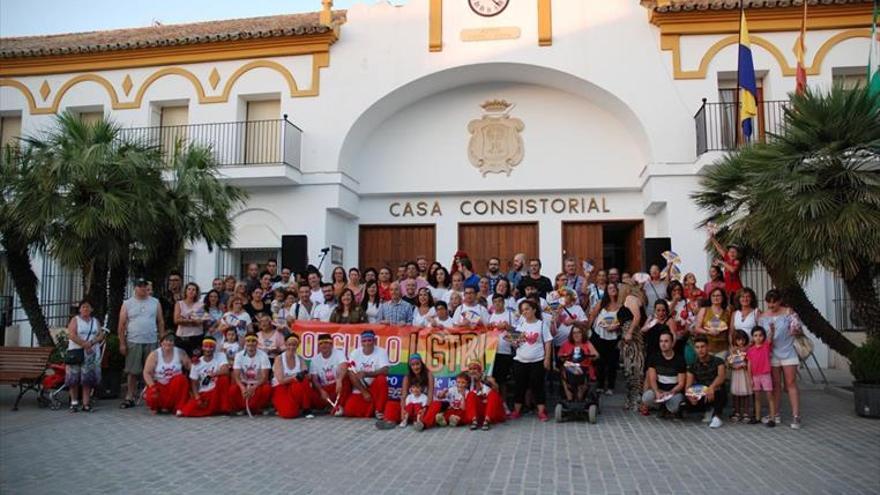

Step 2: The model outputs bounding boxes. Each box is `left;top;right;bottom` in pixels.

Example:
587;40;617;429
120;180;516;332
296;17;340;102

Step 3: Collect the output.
469;0;510;17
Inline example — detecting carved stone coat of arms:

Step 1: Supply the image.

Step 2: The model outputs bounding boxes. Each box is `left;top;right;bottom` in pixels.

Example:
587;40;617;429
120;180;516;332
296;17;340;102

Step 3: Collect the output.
467;99;525;176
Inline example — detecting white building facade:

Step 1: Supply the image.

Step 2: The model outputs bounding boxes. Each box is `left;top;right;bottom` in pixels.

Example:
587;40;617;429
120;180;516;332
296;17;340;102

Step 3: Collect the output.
0;0;874;364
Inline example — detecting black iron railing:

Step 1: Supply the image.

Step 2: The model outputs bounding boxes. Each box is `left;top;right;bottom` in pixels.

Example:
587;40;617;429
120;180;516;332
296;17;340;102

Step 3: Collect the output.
118;116;302;168
695;99;790;155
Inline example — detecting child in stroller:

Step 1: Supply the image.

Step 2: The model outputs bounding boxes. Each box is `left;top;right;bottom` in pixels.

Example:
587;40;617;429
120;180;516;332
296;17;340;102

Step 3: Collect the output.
554;326;600;423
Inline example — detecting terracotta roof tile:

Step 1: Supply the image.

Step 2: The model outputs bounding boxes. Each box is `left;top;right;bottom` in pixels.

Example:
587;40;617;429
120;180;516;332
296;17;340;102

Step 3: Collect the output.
0;10;345;59
641;0;871;12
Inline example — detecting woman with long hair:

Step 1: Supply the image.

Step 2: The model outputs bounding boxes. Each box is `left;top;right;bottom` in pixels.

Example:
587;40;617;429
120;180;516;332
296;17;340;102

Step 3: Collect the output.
492;278;518;315
759;289;804;429
618;281;646;411
330;288;365;324
203;289;225;343
378;353;442;430
428;266;451;302
347;267;365;303
361;281;382;324
174;282;206;357
695;287;732;358
509;299;553;421
331;266;347;299
588;283;622;395
412;287;437;327
377;267;393;302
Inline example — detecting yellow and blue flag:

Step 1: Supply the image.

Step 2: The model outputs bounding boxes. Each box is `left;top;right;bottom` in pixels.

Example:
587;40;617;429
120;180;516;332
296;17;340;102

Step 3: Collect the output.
738;11;758;141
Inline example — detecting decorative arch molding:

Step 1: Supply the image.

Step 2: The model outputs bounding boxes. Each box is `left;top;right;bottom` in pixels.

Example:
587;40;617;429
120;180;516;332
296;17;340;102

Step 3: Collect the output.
0;54;326;115
661;28;871;80
230;207;285;249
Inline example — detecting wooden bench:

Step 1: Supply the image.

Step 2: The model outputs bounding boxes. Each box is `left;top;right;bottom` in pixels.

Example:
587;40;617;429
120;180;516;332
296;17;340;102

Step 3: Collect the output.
0;347;54;410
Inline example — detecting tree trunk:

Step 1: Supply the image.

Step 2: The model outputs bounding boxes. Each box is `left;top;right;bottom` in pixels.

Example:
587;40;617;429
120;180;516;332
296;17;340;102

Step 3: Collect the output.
86;255;109;323
106;254;128;334
2;231;53;347
765;263;857;358
843;261;880;341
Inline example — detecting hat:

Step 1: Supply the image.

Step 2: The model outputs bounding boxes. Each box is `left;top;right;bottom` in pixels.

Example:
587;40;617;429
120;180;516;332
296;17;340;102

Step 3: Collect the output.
317;333;333;344
134;278;149;287
409;353;422;362
360;330;376;340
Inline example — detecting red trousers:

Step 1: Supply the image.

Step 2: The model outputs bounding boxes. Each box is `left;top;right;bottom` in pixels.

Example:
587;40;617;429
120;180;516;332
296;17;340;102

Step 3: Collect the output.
343;375;389;418
444;408;466;423
271;379;312;419
227;382;272;414
307;380;351;412
404;403;424;421
464;390;506;424
179;376;230;417
145;374;189;413
383;400;443;427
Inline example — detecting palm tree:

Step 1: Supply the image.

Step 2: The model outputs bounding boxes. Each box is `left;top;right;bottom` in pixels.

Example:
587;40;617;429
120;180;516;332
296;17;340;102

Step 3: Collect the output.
139;142;247;302
693;85;880;356
0;146;53;347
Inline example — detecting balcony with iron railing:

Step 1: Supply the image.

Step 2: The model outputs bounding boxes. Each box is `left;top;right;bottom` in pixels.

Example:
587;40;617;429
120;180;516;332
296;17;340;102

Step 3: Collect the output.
117;115;303;185
694;99;790;155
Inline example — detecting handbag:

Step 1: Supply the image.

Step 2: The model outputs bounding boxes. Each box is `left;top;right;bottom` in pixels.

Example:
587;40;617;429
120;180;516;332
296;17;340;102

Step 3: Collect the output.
793;335;813;360
65;319;95;365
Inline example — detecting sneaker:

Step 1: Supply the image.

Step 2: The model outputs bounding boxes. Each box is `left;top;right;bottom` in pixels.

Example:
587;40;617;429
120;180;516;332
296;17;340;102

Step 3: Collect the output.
235;410;246;417
766;419;775;428
760;415;771;424
470;420;479;430
375;412;384;421
730;413;740;423
481;421;491;431
375;420;396;430
413;420;425;432
69;403;80;413
334;407;344;417
702;411;713;423
709;416;723;429
448;415;461;427
262;408;275;416
773;415;782;425
790;416;801;430
537;411;550;422
175;409;183;417
596;388;605;395
604;389;614;396
305;413;315;419
509;411;522;420
398;420;407;428
435;413;447;427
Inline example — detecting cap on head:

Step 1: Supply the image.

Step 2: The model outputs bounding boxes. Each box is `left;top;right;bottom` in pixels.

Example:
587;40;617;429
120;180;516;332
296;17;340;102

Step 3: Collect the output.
134;278;149;287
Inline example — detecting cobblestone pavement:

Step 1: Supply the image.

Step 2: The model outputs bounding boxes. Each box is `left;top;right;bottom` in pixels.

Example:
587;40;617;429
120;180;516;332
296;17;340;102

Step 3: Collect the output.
1;386;878;495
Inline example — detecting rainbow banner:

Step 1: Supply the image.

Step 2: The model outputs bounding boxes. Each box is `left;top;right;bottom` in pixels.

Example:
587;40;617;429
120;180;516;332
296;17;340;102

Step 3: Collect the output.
291;322;499;400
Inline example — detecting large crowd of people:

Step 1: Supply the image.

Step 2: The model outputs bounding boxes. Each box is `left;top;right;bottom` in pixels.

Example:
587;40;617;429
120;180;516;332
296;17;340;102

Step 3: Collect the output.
63;231;806;430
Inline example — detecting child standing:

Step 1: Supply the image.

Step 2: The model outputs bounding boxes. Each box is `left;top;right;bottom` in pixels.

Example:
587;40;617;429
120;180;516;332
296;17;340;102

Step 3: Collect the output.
400;383;428;429
465;361;505;431
435;373;469;427
221;327;241;362
728;330;752;422
746;325;776;427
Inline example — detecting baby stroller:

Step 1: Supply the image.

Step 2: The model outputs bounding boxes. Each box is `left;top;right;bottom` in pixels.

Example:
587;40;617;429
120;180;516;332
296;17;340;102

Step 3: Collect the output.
553;347;600;424
38;363;68;410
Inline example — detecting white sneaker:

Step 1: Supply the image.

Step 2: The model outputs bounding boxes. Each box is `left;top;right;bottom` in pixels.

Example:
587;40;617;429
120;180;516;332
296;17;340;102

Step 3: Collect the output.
709;416;723;429
398;421;407;428
334;407;344;417
702;411;713;423
604;389;613;396
305;413;315;419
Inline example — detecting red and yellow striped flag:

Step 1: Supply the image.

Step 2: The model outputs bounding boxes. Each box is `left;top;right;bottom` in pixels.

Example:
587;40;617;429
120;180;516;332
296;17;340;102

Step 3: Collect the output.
794;2;808;94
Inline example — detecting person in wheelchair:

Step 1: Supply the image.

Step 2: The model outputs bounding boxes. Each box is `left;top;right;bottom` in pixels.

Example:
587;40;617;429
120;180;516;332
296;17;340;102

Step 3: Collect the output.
556;326;599;404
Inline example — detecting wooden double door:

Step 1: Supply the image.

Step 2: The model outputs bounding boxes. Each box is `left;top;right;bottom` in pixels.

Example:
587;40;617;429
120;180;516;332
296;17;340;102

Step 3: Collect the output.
562;221;643;274
457;222;539;274
358;225;436;271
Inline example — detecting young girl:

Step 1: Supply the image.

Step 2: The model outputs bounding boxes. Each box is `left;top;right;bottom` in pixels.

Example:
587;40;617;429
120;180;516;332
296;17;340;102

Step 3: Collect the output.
400;383;428;429
221;327;241;361
465;361;504;431
747;325;776;427
435;373;470;427
728;330;752;422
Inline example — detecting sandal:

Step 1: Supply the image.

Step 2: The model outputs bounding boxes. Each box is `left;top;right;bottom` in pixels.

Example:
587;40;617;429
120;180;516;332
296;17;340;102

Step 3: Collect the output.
69;403;80;413
119;399;135;409
81;404;93;413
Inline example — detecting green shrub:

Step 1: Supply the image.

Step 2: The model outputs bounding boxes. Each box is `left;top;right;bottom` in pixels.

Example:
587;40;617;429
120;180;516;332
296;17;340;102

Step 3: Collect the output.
850;338;880;384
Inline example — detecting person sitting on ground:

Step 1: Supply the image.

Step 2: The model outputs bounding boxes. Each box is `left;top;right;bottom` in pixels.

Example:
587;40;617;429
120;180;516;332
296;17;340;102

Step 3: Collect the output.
271;333;312;419
436;372;469;427
377;282;414;325
453;286;490;327
228;333;273;415
378;353;442;430
178;336;230;417
308;333;350;416
400;383;428;429
344;330;390;419
143;334;191;414
463;360;505;431
685;335;727;428
557;326;599;403
640;328;686;417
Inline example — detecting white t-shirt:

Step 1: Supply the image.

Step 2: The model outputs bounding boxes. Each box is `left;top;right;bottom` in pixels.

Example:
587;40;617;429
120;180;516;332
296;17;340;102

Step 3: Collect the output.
445;387;467;410
433;316;454;329
232;349;271;385
290;302;315;322
309;289;324;306
453;303;489;326
405;393;428;407
364;301;381;323
412;307;437;327
348;346;390;391
554;304;587;346
221;311;251;338
309;348;347;387
272;352;306;386
470;380;492;396
221;341;240;361
189;353;228;393
516;297;549;312
513;319;553;364
489;310;516;355
313;302;336;322
430;287;449;302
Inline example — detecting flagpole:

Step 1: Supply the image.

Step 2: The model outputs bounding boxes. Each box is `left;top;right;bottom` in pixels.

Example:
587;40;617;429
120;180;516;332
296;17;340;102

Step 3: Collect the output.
735;0;744;145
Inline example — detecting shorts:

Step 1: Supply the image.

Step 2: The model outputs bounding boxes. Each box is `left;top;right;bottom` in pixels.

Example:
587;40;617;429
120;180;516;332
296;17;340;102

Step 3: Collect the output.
65;363;101;388
771;356;799;367
124;342;157;375
752;373;773;392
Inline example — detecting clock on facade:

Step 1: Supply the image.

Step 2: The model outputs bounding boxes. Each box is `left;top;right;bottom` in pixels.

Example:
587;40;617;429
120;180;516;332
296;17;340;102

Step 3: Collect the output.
468;0;509;17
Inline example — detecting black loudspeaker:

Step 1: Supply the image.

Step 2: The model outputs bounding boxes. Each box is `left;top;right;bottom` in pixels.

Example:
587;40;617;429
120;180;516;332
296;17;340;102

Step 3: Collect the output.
282;235;309;275
642;237;671;272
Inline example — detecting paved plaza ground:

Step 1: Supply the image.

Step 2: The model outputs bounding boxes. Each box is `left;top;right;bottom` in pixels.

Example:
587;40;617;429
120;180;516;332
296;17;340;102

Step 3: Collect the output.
1;382;878;495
